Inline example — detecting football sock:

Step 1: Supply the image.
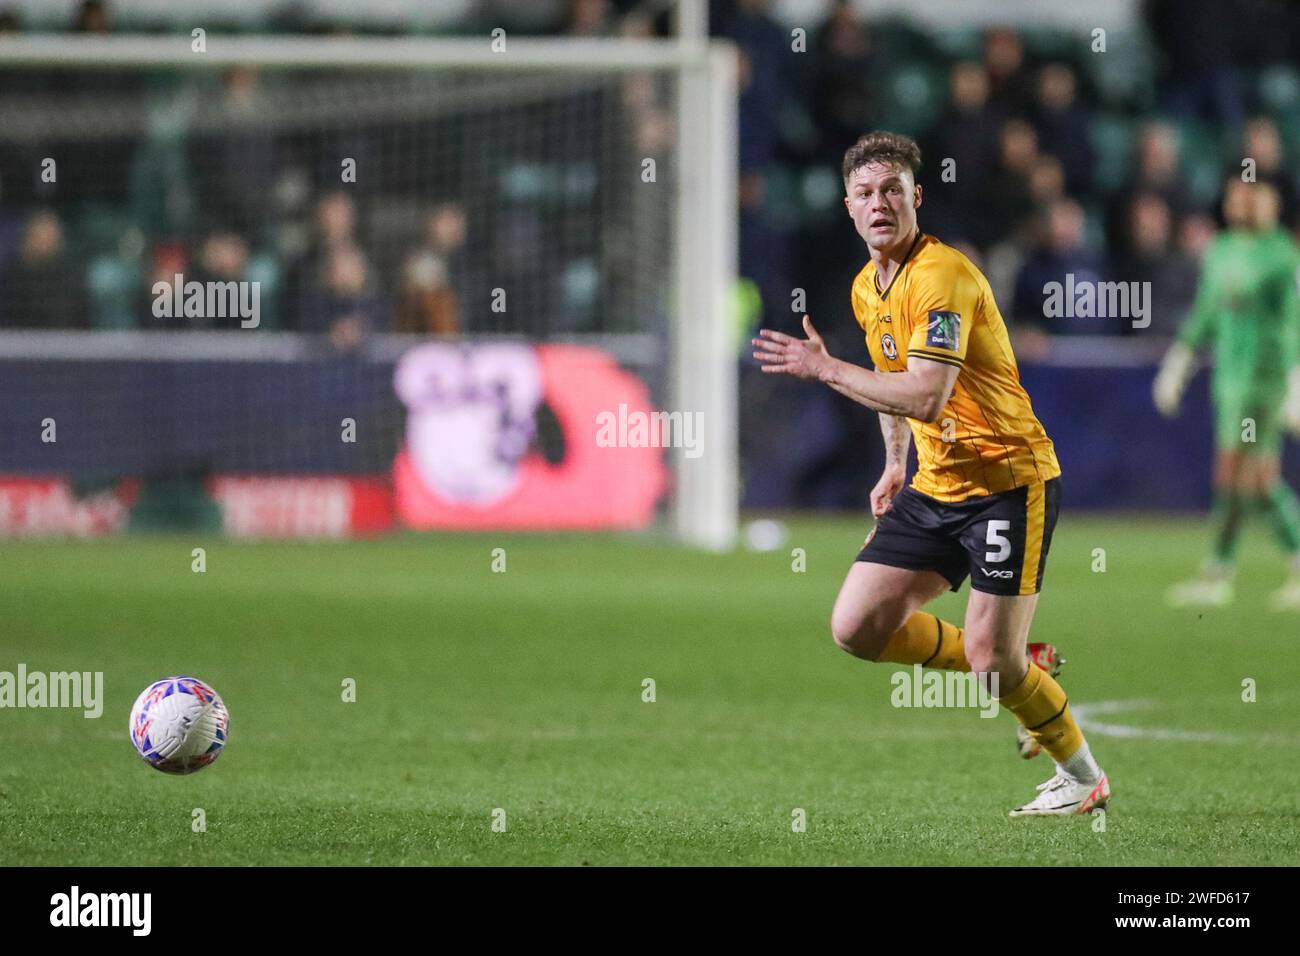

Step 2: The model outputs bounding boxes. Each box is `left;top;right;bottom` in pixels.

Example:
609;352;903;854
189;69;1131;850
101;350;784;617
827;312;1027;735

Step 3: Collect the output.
1056;739;1103;784
1210;489;1245;565
1260;482;1300;555
876;612;970;671
998;664;1087;769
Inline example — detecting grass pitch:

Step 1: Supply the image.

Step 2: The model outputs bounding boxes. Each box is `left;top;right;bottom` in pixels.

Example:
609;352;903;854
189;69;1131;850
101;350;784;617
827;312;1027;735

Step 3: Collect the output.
2;516;1298;866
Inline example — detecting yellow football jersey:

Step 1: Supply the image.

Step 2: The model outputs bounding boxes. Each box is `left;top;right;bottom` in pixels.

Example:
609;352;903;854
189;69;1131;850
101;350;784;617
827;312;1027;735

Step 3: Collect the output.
851;233;1061;501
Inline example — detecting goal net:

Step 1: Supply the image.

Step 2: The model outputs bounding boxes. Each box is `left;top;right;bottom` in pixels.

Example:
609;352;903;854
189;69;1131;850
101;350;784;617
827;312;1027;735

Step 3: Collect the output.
0;35;737;548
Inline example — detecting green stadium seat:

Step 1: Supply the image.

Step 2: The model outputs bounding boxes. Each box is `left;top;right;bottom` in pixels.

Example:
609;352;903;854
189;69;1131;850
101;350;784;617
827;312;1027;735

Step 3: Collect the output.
1089;114;1137;193
1080;200;1106;254
561;258;599;329
1175;118;1228;208
762;165;806;228
1258;65;1300;114
1083;32;1157;110
879;63;945;139
930;27;982;62
800;167;844;222
87;255;142;330
1019;27;1076;61
68;203;138;258
246;254;281;331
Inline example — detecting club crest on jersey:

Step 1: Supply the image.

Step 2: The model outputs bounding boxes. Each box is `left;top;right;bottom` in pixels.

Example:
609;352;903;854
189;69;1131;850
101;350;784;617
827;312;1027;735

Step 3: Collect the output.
881;333;898;360
926;311;960;351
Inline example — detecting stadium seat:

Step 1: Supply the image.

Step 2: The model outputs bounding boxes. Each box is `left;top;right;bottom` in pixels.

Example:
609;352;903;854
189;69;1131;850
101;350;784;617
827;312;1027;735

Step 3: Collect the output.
1018;28;1076;61
929;27;982;62
1083;32;1157;110
1175;118;1228;208
1088;114;1137;194
87;255;142;330
69;203;138;258
1258;65;1300;114
246;254;281;331
880;63;945;139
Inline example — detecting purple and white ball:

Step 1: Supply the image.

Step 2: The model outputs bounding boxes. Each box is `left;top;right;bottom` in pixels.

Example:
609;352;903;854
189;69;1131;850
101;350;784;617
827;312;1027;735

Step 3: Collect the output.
128;676;229;774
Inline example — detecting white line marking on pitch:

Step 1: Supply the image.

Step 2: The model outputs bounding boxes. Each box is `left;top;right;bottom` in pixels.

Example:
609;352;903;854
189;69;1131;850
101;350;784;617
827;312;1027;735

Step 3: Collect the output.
1072;700;1247;744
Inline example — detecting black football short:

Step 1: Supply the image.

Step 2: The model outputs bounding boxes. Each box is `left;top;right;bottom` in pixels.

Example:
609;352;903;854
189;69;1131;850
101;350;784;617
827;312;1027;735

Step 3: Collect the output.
856;478;1060;596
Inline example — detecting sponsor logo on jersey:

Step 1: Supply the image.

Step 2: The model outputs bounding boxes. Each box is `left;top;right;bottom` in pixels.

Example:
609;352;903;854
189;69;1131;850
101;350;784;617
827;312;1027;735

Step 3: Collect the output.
980;568;1014;579
926;310;960;351
881;333;898;360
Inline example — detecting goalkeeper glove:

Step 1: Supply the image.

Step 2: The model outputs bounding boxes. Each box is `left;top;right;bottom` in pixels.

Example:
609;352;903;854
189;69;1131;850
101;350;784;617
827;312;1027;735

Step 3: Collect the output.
1153;342;1195;418
1283;367;1300;436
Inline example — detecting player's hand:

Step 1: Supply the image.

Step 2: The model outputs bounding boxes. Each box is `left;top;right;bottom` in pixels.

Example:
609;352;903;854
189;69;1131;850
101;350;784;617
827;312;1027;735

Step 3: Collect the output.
870;463;906;517
1153;343;1194;418
752;316;835;381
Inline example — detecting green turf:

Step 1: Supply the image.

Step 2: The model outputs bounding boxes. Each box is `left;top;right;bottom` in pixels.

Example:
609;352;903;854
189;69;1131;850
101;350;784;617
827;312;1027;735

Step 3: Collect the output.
2;516;1298;866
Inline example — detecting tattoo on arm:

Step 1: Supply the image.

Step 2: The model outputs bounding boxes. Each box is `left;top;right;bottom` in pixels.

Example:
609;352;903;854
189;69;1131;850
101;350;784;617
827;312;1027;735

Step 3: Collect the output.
880;414;911;467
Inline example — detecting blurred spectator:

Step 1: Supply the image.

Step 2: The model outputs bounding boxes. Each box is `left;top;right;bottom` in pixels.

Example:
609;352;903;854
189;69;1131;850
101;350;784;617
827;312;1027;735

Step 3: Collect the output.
50;1;142;203
392;203;466;335
1027;154;1067;206
144;232;255;332
1105;121;1188;255
1110;192;1198;337
0;211;88;329
142;242;188;329
565;0;614;36
297;243;386;350
738;171;791;334
189;67;278;240
73;0;111;33
1145;0;1245;128
192;232;254;331
1012;199;1111;339
1030;63;1094;195
1178;211;1218;260
922;61;1003;241
983;28;1032;115
719;0;790;174
716;0;794;334
1130;122;1186;212
1241;116;1299;231
394;251;459;335
426;203;467;270
976;119;1040;247
811;0;878;157
285;191;360;327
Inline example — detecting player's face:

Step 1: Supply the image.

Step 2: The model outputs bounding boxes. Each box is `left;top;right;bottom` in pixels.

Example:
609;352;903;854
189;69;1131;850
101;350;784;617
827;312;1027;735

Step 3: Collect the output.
844;162;922;253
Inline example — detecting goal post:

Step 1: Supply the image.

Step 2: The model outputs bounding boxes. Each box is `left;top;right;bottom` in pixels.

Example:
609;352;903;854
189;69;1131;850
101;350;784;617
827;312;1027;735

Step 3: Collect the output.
673;43;739;551
0;32;739;549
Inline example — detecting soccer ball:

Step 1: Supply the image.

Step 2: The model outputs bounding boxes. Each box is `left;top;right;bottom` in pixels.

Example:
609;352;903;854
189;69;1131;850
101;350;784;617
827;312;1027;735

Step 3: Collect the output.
128;676;229;774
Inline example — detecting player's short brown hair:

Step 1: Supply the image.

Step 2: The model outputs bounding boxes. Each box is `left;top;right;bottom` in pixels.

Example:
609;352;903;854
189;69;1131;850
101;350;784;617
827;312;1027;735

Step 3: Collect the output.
842;131;923;186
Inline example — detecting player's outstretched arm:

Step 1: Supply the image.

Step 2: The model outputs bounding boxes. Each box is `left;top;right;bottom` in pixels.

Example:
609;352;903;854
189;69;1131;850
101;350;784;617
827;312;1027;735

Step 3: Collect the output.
752;316;958;421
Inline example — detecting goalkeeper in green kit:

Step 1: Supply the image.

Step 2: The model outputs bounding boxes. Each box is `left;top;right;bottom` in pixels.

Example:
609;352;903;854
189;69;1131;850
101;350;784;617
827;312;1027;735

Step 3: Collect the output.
1154;174;1300;609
